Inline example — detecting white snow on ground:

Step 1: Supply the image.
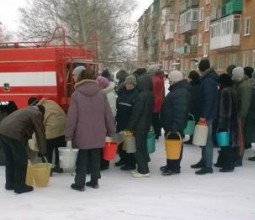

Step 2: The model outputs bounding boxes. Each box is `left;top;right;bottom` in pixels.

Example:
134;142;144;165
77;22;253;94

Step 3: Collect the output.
1;138;255;220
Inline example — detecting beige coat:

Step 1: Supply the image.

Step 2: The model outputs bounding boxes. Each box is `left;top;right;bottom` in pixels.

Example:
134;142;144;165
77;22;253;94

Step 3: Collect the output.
38;99;66;140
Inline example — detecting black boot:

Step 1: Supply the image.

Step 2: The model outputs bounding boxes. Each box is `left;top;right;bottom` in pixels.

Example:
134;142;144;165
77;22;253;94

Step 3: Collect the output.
195;167;213;175
191;160;205;169
71;183;85;192
86;181;99;189
15;185;33;194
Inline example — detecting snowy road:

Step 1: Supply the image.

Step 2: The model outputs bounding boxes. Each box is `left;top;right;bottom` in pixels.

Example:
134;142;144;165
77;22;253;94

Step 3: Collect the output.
1;139;255;220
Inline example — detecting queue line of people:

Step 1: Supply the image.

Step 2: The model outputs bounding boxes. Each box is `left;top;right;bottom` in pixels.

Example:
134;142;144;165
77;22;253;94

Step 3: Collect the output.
1;58;255;194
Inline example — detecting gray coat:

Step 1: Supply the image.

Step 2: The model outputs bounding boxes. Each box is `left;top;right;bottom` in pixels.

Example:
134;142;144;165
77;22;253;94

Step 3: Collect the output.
65;79;116;149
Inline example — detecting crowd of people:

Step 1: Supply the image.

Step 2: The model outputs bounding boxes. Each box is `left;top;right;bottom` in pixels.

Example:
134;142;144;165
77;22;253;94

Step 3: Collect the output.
0;58;255;194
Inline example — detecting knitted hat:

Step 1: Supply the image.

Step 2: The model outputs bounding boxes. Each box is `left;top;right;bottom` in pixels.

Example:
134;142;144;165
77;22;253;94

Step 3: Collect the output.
73;66;86;75
168;70;184;82
244;66;254;78
198;58;210;72
232;66;244;82
124;75;137;86
96;76;110;89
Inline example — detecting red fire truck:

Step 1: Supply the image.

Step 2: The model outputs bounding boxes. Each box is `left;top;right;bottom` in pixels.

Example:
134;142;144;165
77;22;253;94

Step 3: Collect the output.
0;27;98;113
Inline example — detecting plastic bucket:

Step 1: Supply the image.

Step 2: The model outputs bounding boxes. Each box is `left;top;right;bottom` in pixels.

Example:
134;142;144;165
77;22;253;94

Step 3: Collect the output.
183;114;196;135
59;147;78;171
26;162;34;186
216;131;230;147
103;142;118;160
192;124;208;146
165;132;182;160
123;131;136;153
147;130;156;154
32;162;51;187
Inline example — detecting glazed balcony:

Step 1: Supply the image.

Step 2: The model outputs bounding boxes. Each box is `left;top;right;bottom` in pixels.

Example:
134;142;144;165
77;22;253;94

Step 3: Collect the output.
179;8;199;34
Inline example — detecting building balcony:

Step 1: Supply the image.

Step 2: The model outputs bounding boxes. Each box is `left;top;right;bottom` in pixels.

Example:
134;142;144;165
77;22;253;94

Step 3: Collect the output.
180;21;198;34
176;45;197;55
179;8;198;34
210;15;241;50
165;31;174;40
226;0;242;15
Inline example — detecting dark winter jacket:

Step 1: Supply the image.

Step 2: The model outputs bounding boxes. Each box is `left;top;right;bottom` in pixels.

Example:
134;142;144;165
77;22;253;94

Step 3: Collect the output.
199;68;219;120
160;80;191;135
0;106;46;154
116;88;139;132
233;79;252;118
126;75;154;132
65;79;116;149
217;87;238;146
189;80;201;121
244;78;255;143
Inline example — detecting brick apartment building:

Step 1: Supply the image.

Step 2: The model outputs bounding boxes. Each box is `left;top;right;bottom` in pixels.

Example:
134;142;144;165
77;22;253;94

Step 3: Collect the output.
137;0;255;74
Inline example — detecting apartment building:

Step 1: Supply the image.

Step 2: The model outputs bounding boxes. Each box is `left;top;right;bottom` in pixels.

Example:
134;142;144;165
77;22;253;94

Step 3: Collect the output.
137;0;255;74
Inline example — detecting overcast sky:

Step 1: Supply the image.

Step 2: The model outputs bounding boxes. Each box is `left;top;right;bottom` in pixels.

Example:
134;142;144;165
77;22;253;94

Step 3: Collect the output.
0;0;153;35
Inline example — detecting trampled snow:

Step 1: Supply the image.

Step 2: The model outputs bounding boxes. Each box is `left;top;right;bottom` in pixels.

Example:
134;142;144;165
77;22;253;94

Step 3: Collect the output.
1;139;255;220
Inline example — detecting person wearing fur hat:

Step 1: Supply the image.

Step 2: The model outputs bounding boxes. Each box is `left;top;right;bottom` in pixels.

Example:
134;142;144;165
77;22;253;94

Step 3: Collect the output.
160;70;191;175
232;66;252;166
115;69;129;95
115;75;139;170
66;68;116;191
214;73;238;172
191;58;219;175
72;66;86;83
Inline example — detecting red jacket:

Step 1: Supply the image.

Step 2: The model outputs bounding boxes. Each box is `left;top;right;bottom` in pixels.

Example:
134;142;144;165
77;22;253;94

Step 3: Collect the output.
151;74;165;113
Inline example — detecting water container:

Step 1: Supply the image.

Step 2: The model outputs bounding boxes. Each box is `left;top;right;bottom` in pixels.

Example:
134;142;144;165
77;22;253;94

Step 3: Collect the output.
165;132;183;160
147;130;156;154
59;147;79;172
183;114;196;135
123;131;136;153
216;130;230;147
103;142;118;160
192;123;208;146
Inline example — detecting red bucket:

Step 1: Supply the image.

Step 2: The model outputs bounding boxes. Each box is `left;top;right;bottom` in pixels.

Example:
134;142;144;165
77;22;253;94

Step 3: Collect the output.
103;142;118;161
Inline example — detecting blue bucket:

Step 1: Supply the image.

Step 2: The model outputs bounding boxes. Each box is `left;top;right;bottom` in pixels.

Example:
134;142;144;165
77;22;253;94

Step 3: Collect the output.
147;130;156;154
184;114;196;135
216;131;230;147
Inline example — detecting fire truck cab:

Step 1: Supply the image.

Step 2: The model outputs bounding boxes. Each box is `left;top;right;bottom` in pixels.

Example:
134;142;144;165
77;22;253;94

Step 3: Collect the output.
0;27;98;113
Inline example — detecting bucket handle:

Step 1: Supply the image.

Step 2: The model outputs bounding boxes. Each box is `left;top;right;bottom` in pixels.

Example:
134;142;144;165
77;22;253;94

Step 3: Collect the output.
166;132;182;140
188;114;195;121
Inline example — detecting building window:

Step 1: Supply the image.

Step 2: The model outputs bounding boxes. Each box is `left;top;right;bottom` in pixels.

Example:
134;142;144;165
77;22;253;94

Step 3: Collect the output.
244;17;251;36
229;53;237;65
198;33;202;46
218;55;225;70
199;7;204;22
243;51;250;67
203;43;209;57
204;16;210;32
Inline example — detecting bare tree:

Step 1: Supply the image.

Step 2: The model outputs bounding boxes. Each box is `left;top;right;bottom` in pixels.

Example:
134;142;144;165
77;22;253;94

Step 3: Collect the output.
18;0;138;66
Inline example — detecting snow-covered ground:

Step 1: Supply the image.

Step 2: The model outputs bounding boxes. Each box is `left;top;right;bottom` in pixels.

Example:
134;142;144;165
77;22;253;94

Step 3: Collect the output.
1;138;255;220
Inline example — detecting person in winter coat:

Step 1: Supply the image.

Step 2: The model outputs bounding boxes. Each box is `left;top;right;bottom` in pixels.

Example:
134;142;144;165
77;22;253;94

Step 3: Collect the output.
101;68;114;82
28;97;66;173
66;68;116;191
126;74;154;178
151;69;165;140
115;69;129;95
96;75;117;170
215;74;238;172
191;58;219;175
160;70;191;175
0;105;46;194
232;67;252;166
186;70;201;144
115;75;139;170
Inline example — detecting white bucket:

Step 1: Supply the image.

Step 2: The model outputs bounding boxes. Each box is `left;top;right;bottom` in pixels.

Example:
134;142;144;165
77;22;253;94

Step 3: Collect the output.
59;147;78;172
192;124;208;146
